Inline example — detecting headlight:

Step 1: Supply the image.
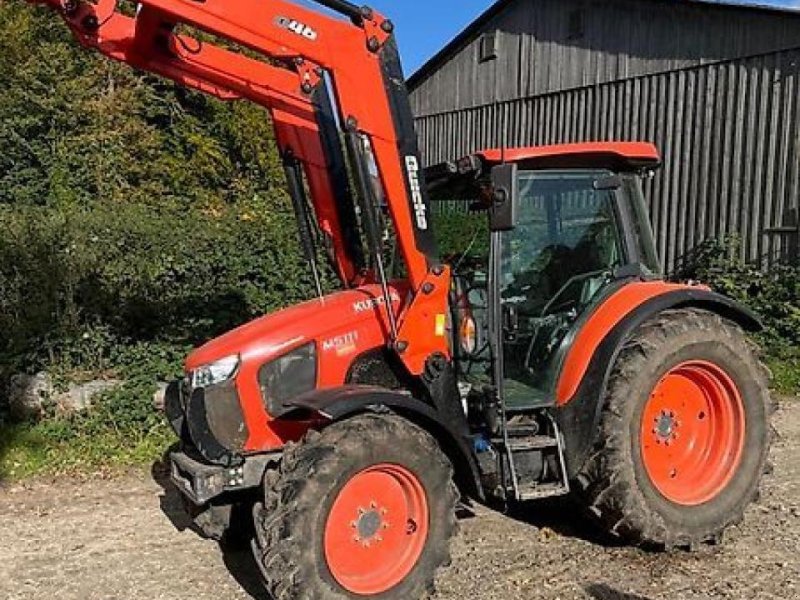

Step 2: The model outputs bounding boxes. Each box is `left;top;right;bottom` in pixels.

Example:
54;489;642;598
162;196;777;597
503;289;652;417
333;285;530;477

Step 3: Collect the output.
259;343;317;418
191;355;240;388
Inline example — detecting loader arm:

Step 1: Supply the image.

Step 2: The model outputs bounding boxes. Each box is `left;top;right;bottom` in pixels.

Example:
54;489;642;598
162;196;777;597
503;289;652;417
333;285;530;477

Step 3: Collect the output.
32;0;450;374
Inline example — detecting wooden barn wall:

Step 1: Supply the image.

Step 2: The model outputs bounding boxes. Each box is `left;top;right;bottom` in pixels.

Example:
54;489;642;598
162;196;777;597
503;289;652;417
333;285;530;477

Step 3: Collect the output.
410;0;800;118
414;48;800;270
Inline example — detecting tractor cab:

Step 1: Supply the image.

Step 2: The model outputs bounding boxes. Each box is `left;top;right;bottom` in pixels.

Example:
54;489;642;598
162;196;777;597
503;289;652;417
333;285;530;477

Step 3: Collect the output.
428;143;663;410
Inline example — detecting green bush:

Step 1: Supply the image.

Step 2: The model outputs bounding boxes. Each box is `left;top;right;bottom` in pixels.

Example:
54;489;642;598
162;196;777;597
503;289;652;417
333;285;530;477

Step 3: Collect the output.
676;237;800;349
0;200;320;377
0;1;335;454
676;237;800;394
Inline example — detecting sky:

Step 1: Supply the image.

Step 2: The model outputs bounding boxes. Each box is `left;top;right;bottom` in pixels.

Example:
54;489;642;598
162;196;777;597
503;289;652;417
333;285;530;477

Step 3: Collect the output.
300;1;800;76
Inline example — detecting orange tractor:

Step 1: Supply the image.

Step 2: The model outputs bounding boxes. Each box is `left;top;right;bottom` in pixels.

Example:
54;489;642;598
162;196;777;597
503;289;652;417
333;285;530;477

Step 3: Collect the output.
35;1;772;598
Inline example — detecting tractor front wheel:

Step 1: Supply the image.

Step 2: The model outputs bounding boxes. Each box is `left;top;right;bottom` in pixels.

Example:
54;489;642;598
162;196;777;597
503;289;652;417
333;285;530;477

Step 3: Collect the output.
252;413;459;599
576;308;773;549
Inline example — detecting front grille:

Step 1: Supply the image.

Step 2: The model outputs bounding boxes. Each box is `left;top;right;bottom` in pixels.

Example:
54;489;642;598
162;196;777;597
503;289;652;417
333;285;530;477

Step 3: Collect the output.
184;383;247;467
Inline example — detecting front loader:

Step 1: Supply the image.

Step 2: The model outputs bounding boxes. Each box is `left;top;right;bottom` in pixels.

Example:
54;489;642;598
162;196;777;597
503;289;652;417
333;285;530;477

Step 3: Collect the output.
33;1;773;598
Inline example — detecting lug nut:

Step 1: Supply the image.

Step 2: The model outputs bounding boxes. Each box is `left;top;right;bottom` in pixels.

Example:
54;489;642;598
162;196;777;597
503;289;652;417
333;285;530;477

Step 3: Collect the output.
62;0;79;16
367;36;380;52
381;20;394;33
82;14;99;31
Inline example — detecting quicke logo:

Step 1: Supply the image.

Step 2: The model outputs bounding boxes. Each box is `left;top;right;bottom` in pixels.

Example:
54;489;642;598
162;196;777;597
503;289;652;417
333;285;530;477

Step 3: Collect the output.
405;155;428;230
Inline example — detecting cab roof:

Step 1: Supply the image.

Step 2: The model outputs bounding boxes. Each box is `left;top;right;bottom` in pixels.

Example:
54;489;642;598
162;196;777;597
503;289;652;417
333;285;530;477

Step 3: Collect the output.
478;142;661;171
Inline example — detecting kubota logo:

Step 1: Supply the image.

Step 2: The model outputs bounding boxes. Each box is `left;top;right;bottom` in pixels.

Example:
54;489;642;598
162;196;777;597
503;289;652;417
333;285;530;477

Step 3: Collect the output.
274;16;318;41
405;155;428;230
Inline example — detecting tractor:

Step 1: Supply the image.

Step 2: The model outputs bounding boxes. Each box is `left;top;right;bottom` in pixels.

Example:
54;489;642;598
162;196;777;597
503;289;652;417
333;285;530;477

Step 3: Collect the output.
33;1;772;598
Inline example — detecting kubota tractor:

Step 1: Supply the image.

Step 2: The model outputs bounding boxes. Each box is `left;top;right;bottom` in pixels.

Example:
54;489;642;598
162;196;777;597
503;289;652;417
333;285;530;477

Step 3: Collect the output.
35;1;772;598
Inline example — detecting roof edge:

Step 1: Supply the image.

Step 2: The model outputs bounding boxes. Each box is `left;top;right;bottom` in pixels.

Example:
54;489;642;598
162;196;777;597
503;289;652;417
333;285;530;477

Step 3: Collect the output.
406;0;800;92
406;0;511;90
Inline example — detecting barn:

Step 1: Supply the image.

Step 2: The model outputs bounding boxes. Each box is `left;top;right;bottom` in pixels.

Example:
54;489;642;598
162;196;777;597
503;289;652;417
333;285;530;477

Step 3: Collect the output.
407;0;800;270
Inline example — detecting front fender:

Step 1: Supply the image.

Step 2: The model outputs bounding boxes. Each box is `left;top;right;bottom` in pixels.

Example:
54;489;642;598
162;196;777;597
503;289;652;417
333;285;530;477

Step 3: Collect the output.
286;386;484;500
555;283;761;477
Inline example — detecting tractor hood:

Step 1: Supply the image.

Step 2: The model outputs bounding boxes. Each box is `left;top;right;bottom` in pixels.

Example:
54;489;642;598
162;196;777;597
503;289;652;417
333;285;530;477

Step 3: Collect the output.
185;284;403;372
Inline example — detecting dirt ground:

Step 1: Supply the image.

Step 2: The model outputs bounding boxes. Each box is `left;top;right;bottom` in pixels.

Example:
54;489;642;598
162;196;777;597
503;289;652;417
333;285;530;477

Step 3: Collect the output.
2;399;798;600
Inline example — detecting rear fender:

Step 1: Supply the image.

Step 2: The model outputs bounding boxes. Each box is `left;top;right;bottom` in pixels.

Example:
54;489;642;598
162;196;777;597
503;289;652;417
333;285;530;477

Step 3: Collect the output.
555;285;761;477
286;386;484;500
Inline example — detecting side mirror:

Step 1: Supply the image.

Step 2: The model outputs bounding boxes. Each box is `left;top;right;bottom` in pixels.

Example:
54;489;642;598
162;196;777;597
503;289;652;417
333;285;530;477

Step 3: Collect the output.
489;163;519;231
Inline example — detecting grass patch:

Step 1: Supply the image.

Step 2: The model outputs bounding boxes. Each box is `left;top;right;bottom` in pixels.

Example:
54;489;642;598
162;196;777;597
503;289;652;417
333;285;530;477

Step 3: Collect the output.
0;376;177;482
766;352;800;397
0;421;175;481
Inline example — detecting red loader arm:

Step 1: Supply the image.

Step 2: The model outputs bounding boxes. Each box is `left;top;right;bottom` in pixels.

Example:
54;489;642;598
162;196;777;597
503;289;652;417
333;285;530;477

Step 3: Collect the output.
31;0;451;375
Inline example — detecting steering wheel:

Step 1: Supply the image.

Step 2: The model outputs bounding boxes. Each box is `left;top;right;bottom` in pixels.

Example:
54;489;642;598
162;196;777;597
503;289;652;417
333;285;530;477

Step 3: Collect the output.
523;268;612;374
540;268;612;317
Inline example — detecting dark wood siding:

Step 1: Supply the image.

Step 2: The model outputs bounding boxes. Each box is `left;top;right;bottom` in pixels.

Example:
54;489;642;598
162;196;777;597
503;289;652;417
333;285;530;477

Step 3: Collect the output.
411;0;800;116
409;0;800;269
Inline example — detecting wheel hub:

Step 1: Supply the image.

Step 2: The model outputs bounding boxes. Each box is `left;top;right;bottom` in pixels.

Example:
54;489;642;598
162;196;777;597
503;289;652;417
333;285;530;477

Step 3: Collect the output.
653;410;680;445
352;503;389;546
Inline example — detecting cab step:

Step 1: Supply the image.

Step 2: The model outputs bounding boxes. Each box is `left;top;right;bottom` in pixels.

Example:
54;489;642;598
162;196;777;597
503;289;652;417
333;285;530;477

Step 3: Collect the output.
500;413;572;503
503;435;560;452
517;481;570;501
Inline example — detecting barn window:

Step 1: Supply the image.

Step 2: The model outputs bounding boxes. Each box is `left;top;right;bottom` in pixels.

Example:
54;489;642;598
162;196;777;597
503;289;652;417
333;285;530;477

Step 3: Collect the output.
480;31;499;62
567;8;586;40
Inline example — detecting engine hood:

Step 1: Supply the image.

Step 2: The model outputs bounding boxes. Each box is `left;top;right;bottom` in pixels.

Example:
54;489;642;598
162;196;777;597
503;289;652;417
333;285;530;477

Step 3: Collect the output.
185;284;403;372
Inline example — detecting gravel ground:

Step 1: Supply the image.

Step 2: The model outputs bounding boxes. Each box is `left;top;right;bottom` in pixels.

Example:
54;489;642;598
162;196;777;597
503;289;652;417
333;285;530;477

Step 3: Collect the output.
1;398;798;600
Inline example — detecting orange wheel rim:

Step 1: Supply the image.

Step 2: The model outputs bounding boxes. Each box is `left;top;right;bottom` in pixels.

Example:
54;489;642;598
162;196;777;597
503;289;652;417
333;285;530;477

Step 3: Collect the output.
324;464;429;595
640;361;746;506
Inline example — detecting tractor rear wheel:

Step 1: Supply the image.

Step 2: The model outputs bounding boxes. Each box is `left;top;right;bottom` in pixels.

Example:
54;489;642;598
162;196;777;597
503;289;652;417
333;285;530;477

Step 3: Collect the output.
576;308;772;549
252;413;459;599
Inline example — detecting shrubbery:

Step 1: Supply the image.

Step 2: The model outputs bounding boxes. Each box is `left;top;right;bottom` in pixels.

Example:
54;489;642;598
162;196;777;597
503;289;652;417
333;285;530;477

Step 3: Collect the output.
0;200;324;418
0;2;324;466
0;1;325;414
0;201;317;365
676;237;799;394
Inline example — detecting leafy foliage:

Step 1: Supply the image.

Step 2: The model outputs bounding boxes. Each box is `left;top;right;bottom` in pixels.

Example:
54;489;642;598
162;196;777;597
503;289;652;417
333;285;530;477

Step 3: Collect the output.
676;237;800;394
0;2;319;369
0;1;324;449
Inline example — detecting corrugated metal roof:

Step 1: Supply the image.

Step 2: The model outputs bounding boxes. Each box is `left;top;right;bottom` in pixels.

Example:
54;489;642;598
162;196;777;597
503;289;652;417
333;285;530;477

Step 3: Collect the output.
406;0;800;90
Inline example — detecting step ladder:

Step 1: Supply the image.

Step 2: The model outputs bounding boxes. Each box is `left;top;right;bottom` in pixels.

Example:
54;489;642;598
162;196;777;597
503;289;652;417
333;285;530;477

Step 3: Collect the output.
499;414;571;502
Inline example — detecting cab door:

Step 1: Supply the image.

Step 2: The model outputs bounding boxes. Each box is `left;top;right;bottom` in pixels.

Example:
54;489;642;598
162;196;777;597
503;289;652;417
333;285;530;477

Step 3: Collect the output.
491;170;627;410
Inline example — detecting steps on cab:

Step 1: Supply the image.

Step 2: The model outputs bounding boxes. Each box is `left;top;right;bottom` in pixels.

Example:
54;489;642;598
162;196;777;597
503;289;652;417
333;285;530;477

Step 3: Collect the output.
497;414;570;502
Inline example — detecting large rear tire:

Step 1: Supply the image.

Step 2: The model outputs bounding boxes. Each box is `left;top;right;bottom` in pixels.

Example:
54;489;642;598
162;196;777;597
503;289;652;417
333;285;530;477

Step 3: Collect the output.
252;413;459;599
575;308;773;549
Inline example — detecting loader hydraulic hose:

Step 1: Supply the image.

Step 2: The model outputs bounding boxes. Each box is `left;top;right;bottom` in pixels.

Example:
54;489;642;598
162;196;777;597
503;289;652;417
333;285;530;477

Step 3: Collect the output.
283;153;325;299
344;129;399;344
312;0;366;22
